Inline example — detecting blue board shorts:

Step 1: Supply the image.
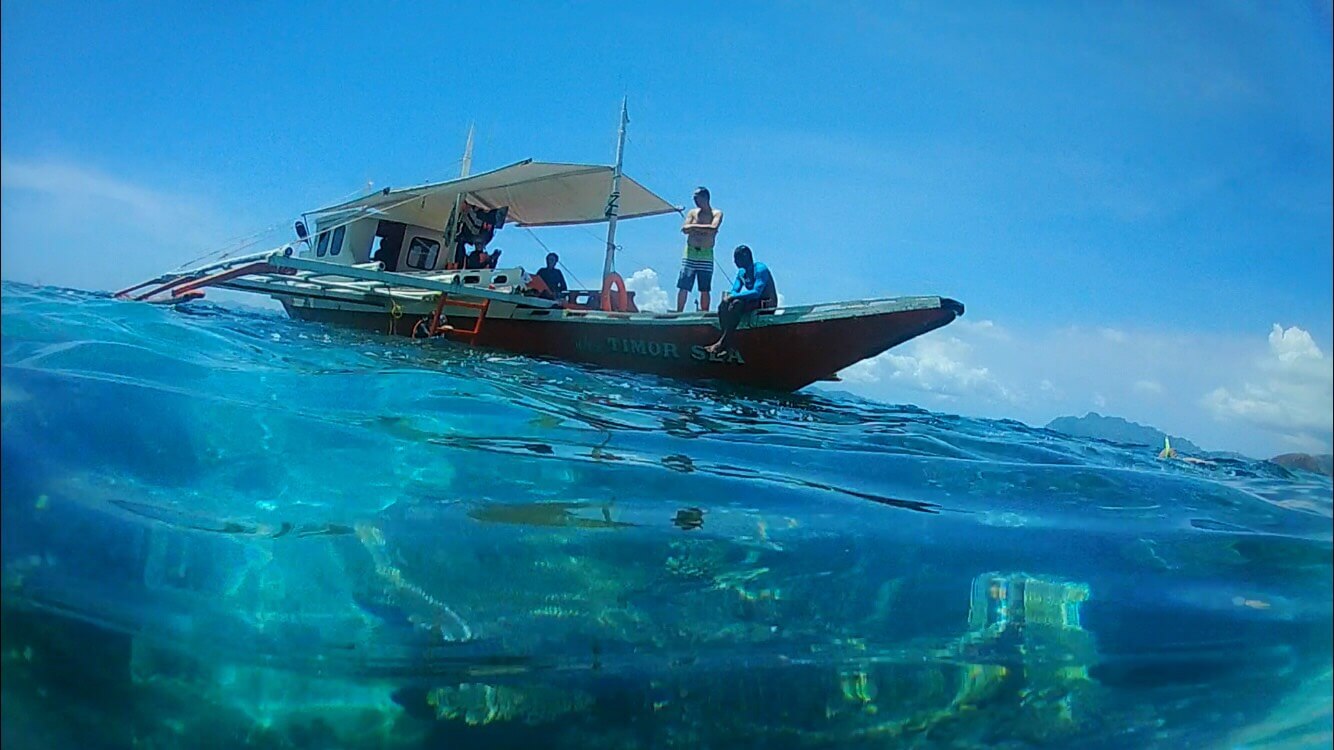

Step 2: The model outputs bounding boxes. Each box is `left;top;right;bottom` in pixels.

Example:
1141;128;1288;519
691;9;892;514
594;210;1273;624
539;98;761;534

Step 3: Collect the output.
677;263;713;293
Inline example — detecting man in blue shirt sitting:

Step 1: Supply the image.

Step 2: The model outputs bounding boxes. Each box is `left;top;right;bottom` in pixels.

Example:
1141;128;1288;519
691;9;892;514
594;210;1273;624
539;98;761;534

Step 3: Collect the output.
705;244;777;355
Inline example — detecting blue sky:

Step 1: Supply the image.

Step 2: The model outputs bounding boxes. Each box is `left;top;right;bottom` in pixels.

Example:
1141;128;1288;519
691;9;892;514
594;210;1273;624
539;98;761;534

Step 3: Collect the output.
3;1;1331;457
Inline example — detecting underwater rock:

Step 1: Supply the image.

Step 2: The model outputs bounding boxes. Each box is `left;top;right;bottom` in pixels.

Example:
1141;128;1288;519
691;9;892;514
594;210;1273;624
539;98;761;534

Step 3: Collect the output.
671;507;705;531
405;682;593;726
467;501;635;529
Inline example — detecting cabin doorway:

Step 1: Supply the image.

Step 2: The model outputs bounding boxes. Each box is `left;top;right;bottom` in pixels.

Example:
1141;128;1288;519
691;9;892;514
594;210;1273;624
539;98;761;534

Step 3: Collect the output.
370;220;408;271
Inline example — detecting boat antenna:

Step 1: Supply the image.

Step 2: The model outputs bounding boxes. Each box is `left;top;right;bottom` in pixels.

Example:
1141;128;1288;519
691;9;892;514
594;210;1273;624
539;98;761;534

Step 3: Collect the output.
602;98;629;280
461;123;475;178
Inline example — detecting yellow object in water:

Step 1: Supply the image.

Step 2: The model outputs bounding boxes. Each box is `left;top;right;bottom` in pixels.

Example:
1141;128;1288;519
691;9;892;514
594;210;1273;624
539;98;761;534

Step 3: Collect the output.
1158;437;1176;460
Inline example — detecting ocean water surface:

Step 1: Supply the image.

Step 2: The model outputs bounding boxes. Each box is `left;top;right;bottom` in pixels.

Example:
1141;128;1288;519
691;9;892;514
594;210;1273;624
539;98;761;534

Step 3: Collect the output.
2;281;1331;749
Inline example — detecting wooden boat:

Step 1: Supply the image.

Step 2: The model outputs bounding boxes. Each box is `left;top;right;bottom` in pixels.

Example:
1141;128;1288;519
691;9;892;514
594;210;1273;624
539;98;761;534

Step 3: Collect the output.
116;105;963;391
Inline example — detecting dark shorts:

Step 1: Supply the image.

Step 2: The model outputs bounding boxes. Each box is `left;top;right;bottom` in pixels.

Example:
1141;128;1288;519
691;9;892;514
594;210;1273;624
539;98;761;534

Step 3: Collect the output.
721;296;762;318
677;264;713;293
727;296;762;310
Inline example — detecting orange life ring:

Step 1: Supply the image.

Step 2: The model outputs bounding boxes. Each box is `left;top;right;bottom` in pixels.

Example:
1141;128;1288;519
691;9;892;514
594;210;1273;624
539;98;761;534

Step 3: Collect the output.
601;272;628;312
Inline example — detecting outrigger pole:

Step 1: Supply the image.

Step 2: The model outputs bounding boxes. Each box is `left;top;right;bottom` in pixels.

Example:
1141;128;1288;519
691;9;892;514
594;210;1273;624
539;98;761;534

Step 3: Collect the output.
602;98;629;280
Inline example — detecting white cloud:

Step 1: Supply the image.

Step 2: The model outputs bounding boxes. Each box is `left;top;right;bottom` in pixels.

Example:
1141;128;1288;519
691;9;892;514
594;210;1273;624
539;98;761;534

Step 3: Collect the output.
838;318;1017;401
1099;327;1128;343
956;318;1011;340
1269;324;1328;368
624;266;788;310
624;268;670;312
1039;379;1065;400
1134;379;1164;395
1;156;234;290
1202;325;1333;450
831;316;1333;457
839;358;881;384
862;335;1018;403
1;157;209;242
1277;432;1332;455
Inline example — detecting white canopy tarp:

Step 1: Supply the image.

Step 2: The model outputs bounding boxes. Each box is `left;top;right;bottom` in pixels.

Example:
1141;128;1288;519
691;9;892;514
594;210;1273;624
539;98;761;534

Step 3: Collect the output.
307;160;679;230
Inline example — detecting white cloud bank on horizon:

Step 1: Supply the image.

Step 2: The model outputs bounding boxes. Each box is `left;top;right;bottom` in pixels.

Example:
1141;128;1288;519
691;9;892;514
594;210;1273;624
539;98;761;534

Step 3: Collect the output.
842;326;1017;404
1202;325;1333;453
616;267;1331;457
838;318;1333;458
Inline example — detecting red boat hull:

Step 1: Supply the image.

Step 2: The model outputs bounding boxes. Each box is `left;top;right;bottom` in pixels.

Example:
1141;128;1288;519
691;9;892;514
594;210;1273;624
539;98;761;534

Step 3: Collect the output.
285;299;963;391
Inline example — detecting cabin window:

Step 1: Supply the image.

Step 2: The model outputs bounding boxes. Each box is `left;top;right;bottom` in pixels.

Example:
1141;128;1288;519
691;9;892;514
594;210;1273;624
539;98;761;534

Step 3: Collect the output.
405;237;440;270
329;226;346;256
315;231;331;257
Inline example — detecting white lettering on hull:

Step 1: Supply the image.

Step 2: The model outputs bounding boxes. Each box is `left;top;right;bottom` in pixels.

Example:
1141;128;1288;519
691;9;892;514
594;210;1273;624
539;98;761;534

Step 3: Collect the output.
574;337;745;364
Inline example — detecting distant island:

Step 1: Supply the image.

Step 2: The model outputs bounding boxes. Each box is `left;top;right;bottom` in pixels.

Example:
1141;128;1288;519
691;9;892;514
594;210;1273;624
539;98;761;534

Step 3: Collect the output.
1045;412;1202;453
1046;413;1332;476
1269;453;1334;477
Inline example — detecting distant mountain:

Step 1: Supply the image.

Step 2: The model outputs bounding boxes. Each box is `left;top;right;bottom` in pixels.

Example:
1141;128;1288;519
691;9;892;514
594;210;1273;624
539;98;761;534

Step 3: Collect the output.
1046;412;1202;453
1269;453;1334;477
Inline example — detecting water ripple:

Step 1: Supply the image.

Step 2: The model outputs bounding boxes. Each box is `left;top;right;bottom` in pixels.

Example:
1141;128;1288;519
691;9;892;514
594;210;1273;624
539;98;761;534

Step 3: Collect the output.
2;281;1330;748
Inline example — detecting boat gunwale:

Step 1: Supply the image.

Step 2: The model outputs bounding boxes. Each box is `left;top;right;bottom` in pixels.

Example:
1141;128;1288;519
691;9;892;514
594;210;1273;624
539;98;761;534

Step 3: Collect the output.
225;276;961;328
172;251;962;330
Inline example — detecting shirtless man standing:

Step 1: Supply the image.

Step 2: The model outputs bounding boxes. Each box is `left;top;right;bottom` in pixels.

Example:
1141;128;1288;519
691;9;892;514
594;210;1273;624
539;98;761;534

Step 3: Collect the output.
676;186;723;312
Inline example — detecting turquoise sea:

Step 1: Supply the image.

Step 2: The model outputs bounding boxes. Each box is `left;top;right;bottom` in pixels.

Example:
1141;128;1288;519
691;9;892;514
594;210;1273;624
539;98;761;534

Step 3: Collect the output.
2;281;1330;749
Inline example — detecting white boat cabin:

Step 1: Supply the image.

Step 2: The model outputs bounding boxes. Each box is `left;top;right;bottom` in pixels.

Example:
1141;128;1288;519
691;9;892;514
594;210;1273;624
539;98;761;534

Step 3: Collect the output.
299;211;494;276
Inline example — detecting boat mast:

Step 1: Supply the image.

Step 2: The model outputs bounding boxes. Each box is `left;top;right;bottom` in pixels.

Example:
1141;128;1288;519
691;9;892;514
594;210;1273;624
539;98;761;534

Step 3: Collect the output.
461;123;475;177
444;124;474;268
602;98;629;279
